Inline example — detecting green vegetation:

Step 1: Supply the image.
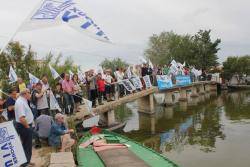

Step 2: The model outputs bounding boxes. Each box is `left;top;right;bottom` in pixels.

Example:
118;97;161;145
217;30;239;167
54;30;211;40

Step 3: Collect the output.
100;58;129;72
145;30;221;70
222;55;250;80
0;41;76;92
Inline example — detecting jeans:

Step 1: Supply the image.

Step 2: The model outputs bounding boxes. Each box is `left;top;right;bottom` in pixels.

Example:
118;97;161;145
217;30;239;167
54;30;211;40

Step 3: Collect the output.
16;123;33;165
63;93;74;114
89;89;97;107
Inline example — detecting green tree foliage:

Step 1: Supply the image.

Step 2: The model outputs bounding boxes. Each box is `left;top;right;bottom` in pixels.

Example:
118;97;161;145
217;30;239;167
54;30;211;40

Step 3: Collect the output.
0;41;75;92
100;58;129;72
222;55;250;80
145;30;221;70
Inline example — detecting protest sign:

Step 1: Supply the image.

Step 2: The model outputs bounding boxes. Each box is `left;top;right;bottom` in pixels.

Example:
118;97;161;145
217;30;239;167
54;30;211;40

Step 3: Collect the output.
0;121;27;166
156;75;173;90
131;77;143;89
122;79;136;92
176;75;191;86
143;75;152;89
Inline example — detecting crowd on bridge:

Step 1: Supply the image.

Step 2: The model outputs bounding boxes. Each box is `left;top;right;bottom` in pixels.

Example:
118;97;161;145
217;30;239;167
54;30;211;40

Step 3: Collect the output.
0;59;208;166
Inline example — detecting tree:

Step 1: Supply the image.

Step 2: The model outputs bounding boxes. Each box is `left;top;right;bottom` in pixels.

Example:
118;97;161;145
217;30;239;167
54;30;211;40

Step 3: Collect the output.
145;30;221;69
100;58;129;72
192;30;221;69
222;55;250;80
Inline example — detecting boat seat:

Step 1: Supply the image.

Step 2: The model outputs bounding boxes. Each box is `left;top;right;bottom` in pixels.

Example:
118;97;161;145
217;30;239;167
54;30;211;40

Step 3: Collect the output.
97;148;150;167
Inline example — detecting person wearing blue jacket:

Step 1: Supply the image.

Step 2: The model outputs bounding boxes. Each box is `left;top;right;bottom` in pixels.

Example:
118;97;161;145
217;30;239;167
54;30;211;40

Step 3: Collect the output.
49;113;75;151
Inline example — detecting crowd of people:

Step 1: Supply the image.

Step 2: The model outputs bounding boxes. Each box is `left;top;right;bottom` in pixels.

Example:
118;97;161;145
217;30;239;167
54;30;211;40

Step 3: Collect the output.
0;61;207;167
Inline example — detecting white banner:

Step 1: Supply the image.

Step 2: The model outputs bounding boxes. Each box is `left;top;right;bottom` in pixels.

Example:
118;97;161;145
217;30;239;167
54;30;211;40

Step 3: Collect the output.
126;67;132;79
0;121;27;166
143;75;152;89
8;66;18;84
121;79;136;92
21;0;110;42
131;77;143;89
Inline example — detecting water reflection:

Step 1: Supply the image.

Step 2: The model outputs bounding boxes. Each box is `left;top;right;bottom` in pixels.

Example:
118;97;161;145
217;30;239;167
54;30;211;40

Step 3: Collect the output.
118;91;250;156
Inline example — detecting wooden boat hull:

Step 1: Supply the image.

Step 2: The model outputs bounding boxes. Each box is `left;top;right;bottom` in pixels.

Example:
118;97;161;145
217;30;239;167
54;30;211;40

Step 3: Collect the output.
77;130;179;167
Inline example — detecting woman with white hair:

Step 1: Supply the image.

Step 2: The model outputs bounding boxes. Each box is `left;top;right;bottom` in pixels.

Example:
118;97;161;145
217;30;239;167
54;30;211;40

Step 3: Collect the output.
48;113;75;151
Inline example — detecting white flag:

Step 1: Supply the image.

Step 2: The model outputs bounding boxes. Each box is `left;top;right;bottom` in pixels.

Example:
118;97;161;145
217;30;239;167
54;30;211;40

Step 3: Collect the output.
8;66;18;83
49;91;62;112
139;56;147;64
49;64;60;79
183;61;186;67
148;59;154;69
69;70;74;80
28;73;40;85
0;121;27;166
77;69;86;83
21;0;110;42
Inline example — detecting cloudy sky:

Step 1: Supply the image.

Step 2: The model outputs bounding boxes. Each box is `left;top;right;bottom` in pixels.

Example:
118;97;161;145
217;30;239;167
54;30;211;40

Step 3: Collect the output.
0;0;249;70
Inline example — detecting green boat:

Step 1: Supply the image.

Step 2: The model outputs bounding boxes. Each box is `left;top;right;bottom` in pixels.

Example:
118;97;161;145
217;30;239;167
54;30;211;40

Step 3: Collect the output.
77;129;179;167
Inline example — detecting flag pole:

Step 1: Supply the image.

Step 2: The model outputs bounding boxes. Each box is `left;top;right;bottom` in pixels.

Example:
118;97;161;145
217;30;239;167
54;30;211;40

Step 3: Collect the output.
0;0;43;55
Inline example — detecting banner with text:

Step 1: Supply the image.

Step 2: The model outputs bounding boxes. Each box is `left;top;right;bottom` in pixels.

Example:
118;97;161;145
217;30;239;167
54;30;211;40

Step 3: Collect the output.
175;75;191;86
156;75;173;90
131;77;143;89
0;121;27;166
122;79;136;92
143;75;152;89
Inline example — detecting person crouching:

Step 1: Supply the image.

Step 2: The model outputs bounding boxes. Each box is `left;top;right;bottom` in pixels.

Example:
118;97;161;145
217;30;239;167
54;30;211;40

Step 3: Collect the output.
49;113;75;152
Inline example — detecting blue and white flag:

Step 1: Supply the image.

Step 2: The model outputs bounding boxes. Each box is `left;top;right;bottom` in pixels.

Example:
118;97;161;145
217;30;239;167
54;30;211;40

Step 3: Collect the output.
21;0;110;42
28;73;40;85
49;64;60;79
8;66;18;84
49;91;62;112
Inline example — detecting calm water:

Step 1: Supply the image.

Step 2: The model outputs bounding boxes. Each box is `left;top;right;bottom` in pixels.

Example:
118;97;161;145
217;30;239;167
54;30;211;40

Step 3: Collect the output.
115;91;250;167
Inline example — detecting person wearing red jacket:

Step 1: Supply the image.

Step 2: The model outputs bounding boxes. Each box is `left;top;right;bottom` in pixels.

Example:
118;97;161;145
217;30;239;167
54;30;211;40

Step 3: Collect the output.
97;73;105;105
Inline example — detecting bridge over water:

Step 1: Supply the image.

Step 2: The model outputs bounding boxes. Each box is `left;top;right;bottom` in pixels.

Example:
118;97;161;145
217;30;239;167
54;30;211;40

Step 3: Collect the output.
72;81;218;126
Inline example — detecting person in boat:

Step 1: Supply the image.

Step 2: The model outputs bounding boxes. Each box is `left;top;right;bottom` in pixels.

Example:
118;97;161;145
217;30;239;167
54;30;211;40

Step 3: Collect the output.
49;113;75;151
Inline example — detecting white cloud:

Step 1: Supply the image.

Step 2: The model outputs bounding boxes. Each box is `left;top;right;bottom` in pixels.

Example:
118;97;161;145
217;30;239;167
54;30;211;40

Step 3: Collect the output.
0;0;250;68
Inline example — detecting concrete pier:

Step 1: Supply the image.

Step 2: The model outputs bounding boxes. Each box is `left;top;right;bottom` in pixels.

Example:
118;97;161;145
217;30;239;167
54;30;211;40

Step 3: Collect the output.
179;89;187;101
165;92;174;106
